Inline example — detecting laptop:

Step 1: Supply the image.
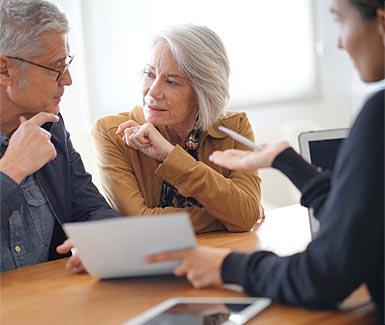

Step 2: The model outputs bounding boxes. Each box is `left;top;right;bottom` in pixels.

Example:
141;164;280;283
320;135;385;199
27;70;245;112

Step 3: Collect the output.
298;128;349;238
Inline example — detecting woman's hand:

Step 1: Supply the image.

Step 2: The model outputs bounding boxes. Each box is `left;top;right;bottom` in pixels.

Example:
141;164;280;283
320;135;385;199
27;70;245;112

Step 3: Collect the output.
209;140;290;172
145;246;231;289
56;239;87;274
116;120;175;161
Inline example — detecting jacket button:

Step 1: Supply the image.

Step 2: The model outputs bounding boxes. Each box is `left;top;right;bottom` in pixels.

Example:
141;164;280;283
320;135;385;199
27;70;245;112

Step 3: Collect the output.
14;245;21;253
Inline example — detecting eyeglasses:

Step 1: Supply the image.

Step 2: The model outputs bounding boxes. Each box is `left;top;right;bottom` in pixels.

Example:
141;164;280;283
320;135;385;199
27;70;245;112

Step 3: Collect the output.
5;55;74;81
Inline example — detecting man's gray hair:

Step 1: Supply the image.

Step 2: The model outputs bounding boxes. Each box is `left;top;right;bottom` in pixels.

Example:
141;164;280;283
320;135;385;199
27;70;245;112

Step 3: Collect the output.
0;0;69;58
154;24;230;131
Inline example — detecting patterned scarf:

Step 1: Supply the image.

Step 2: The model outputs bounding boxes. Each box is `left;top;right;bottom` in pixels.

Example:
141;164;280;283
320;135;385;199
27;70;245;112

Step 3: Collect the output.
159;127;203;208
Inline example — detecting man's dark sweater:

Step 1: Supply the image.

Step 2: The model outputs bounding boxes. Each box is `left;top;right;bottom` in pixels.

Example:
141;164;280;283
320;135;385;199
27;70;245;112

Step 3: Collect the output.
222;90;384;323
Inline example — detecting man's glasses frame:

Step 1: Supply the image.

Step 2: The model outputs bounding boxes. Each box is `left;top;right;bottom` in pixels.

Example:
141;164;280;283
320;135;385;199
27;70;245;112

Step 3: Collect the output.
5;55;74;81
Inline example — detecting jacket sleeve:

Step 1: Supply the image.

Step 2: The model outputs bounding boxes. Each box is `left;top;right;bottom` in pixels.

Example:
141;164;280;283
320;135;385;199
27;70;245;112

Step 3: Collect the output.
155;145;261;232
0;172;24;222
155;113;262;232
92;115;262;233
272;148;331;219
92;120;223;233
65;128;120;221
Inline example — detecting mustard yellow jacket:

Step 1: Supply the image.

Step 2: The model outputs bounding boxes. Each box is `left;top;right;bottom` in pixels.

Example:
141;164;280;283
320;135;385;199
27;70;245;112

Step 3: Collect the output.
92;106;263;233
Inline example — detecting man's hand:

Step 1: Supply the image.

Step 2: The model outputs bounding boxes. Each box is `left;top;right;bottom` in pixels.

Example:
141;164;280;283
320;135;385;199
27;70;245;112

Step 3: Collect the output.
145;246;231;289
0;112;59;183
56;239;86;274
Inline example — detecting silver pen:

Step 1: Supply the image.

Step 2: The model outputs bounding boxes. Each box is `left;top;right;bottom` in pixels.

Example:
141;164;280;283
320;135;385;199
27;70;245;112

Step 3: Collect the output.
218;126;263;151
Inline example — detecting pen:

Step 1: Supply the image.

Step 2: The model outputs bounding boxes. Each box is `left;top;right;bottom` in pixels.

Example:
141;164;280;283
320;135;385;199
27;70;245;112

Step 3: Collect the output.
218;126;263;151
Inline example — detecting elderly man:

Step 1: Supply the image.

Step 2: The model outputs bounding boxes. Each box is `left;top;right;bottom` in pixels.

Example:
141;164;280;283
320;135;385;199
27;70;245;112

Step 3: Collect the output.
0;0;119;272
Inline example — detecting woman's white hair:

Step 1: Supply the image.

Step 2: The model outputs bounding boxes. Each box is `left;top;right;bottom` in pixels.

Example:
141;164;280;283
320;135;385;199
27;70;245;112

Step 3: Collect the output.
153;24;230;131
0;0;69;59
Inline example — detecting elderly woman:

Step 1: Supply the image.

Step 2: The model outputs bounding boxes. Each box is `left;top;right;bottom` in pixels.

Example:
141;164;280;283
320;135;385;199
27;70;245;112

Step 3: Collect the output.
92;25;263;233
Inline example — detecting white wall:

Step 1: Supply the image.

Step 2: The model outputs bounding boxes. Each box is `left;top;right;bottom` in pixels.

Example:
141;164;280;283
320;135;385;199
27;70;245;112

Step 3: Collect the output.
241;0;354;209
233;0;384;209
59;0;383;210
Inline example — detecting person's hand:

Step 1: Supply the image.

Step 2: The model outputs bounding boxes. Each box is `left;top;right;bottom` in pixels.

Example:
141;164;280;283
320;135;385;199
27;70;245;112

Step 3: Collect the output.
116;119;141;139
145;246;231;289
0;112;59;183
209;140;290;172
56;239;86;274
116;120;175;161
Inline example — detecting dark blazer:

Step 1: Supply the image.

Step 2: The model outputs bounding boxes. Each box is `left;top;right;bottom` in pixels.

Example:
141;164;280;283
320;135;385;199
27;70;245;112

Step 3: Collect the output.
1;115;120;261
221;91;384;324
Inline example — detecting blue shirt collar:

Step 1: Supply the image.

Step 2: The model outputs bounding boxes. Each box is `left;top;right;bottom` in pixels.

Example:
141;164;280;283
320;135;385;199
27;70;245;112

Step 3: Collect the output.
0;132;9;146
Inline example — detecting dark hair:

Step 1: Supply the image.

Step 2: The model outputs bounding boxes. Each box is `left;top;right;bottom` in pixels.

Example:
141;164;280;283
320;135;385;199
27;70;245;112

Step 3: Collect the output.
349;0;384;20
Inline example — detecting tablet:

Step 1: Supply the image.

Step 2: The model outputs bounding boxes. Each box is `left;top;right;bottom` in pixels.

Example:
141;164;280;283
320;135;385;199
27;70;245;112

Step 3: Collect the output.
298;128;349;168
125;297;271;325
298;128;349;237
63;213;196;279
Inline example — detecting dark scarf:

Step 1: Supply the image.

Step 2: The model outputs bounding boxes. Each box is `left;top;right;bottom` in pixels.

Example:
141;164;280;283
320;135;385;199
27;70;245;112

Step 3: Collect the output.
159;127;203;208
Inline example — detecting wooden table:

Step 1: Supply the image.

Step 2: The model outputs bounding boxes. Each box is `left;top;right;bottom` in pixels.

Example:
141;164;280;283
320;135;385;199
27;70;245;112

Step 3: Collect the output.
0;205;377;324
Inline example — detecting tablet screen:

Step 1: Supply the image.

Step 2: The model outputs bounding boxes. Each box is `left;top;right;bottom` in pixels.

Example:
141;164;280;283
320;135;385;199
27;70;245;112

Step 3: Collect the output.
143;302;253;324
309;138;344;171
